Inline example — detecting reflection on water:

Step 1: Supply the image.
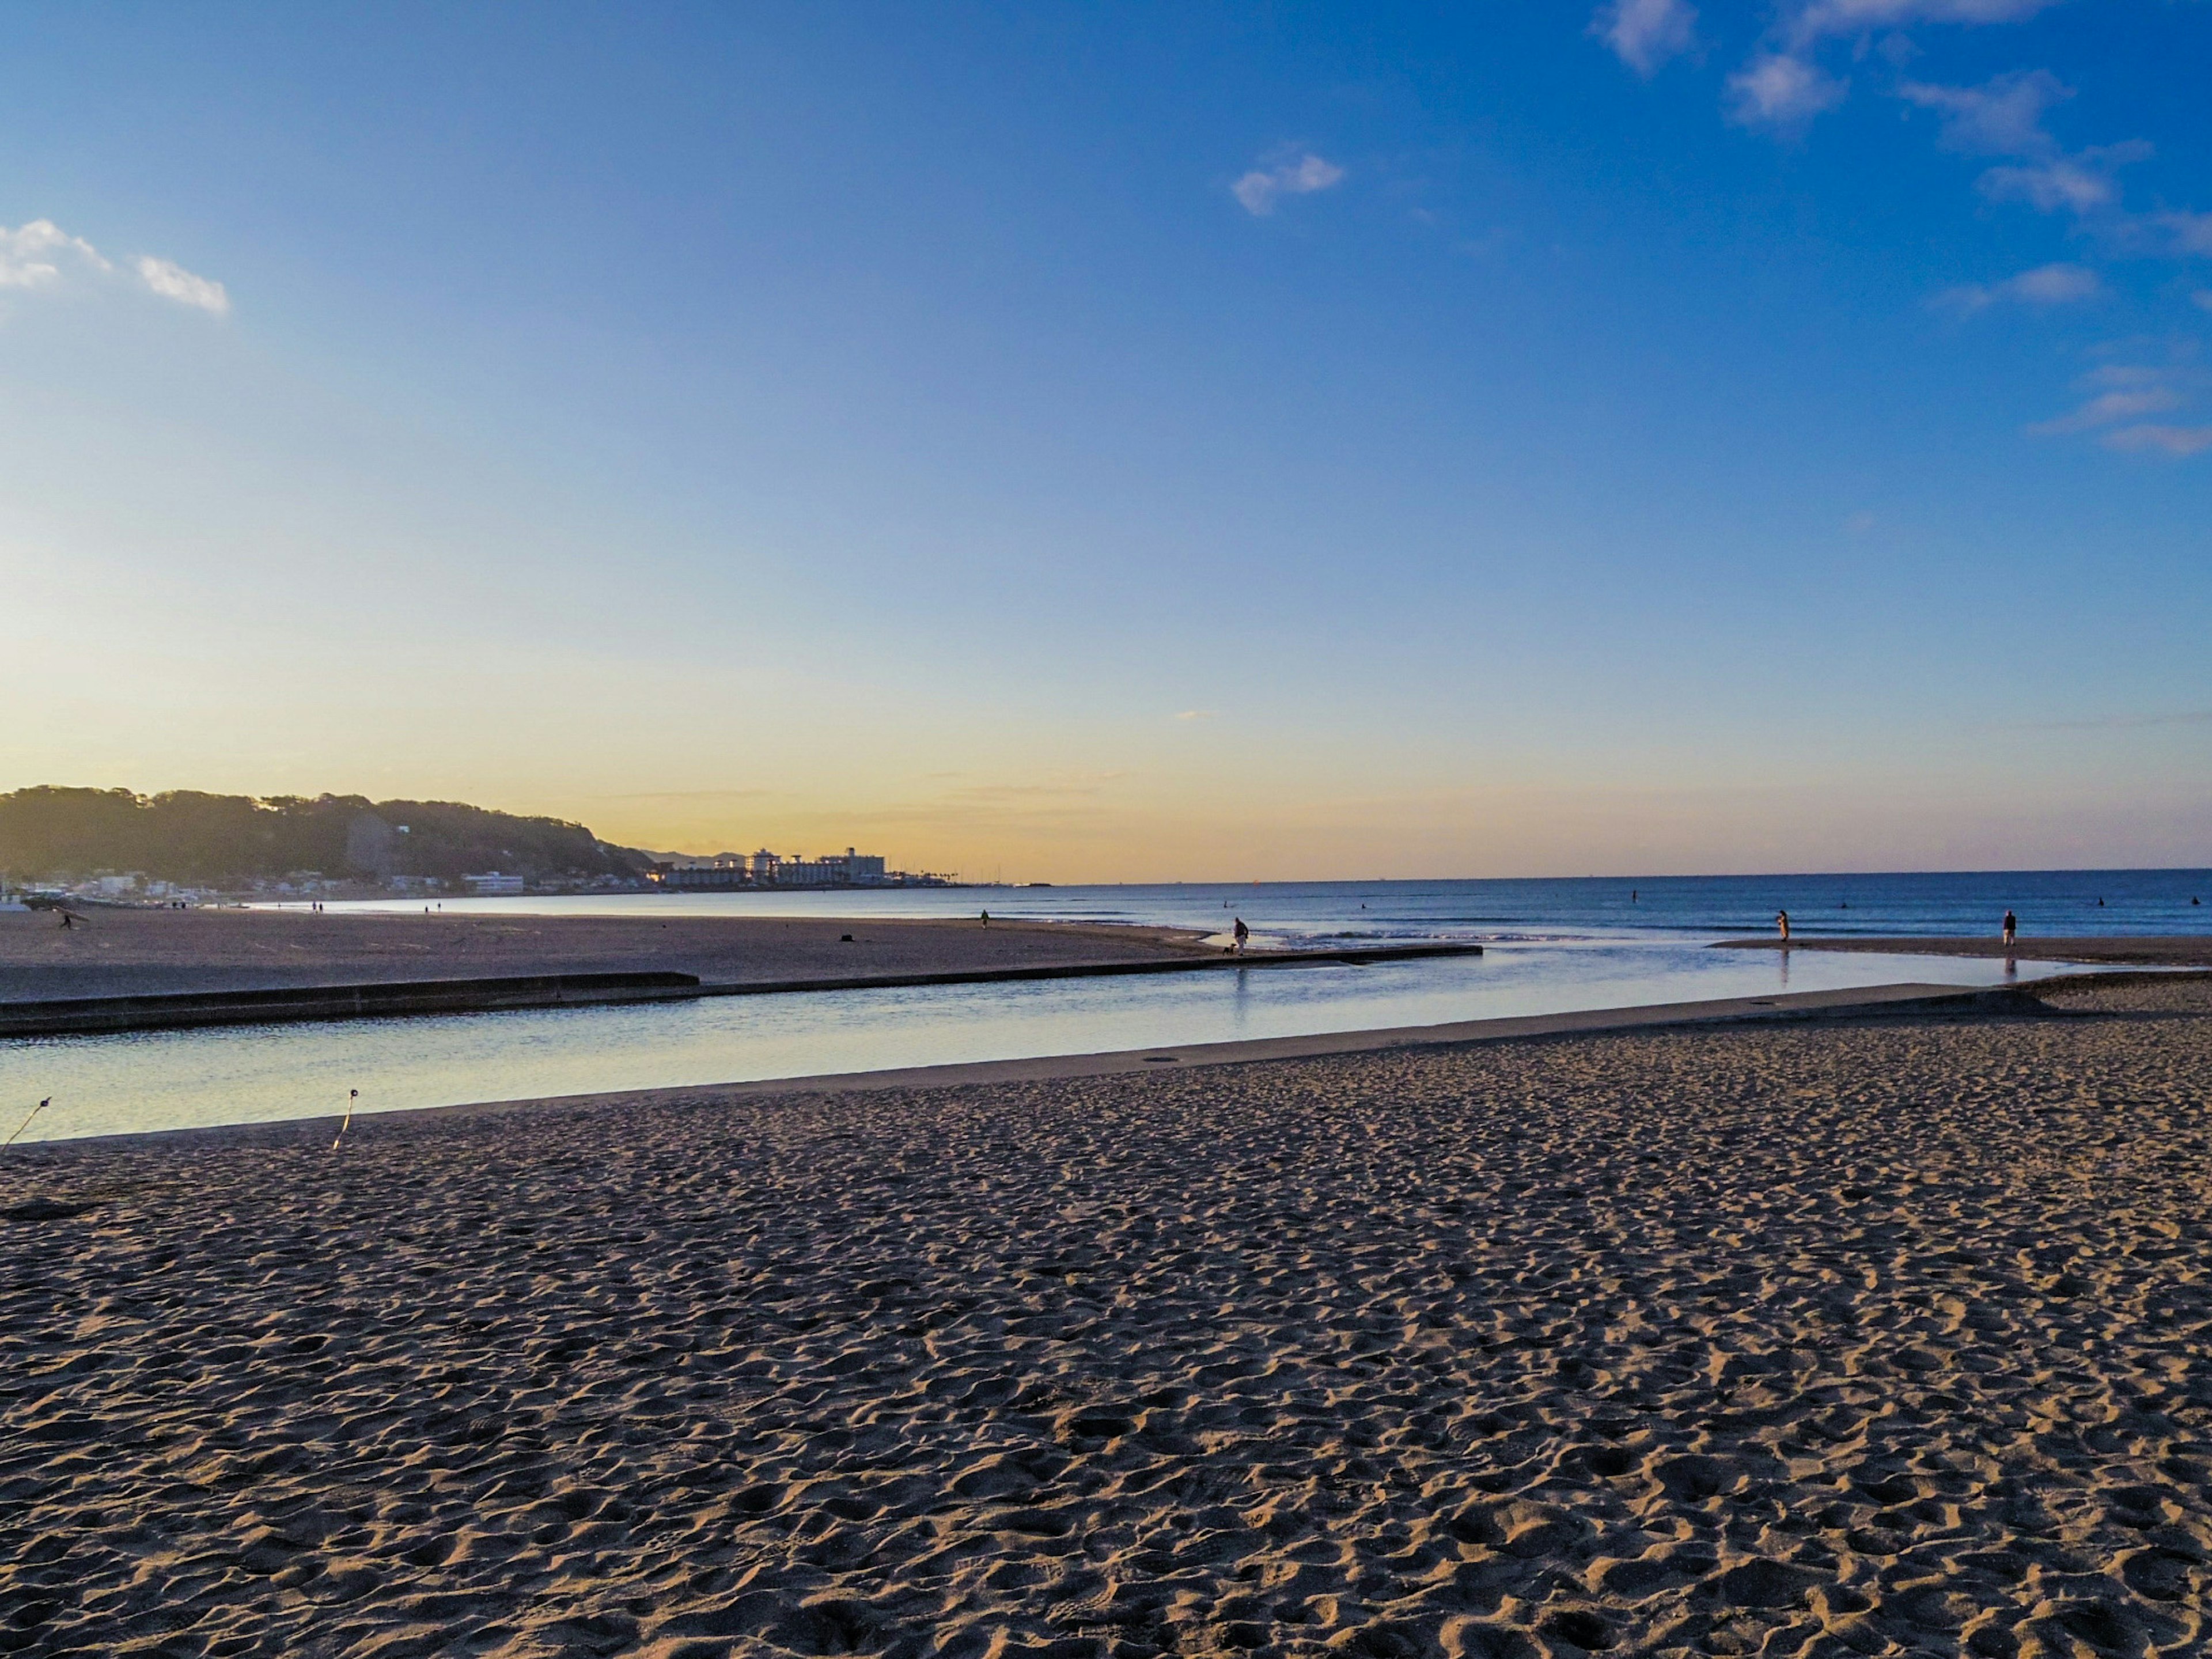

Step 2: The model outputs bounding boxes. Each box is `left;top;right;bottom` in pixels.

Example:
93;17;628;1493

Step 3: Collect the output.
4;943;2077;1143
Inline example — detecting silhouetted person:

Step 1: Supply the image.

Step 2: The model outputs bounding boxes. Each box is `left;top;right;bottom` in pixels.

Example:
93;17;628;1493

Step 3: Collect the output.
980;909;990;927
1232;917;1250;955
2002;910;2017;948
1776;909;1790;943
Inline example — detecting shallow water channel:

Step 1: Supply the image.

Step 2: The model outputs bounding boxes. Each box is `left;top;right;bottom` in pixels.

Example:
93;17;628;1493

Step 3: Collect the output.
3;941;2076;1143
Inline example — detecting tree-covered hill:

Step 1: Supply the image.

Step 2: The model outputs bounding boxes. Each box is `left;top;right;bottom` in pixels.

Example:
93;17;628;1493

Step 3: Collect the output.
0;787;648;887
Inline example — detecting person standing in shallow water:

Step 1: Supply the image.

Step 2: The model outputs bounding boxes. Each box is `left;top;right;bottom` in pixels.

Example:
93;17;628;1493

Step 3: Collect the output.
2002;910;2017;948
1776;909;1790;943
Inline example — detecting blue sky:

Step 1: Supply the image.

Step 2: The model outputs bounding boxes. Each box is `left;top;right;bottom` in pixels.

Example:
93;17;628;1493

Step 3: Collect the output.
2;2;2207;878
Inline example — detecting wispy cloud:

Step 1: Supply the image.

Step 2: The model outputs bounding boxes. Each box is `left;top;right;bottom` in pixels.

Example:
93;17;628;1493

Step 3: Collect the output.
0;219;110;288
2165;211;2212;257
1899;69;2067;156
1591;2;2212;443
2031;361;2212;456
1591;0;1698;77
2029;386;2181;434
1714;1;2061;134
1786;0;2061;46
1979;142;2150;217
1172;709;1215;722
2018;708;2212;732
1938;261;2102;313
1726;53;1847;128
2101;423;2212;457
1896;71;2149;221
0;218;228;315
590;788;778;802
1232;153;1345;217
135;255;229;316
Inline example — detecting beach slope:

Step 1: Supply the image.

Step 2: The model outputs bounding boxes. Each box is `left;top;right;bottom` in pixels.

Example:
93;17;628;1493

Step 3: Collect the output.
2;978;2207;1656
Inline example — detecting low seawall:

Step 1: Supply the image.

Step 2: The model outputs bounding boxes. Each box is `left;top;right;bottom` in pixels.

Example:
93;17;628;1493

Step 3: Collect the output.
0;972;704;1039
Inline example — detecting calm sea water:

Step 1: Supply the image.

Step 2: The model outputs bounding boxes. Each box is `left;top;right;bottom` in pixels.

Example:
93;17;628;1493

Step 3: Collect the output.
317;869;2212;946
6;872;2197;1144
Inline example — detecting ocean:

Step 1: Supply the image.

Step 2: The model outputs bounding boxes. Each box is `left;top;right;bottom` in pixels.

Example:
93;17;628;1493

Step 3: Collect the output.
323;868;2212;946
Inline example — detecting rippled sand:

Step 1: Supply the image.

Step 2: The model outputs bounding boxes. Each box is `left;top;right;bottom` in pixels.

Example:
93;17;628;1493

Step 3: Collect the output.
3;978;2208;1657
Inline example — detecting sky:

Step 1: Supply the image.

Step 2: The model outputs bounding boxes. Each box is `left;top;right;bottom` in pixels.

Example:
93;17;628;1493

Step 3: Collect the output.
3;1;2209;881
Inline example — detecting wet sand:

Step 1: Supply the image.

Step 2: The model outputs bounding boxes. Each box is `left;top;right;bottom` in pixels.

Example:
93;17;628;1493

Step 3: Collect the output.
0;908;1211;1003
1717;934;2212;967
3;977;2208;1657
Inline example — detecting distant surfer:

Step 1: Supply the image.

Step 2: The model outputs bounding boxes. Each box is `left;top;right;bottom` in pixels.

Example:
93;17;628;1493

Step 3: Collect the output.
1776;909;1790;944
1232;916;1249;955
2002;910;2017;948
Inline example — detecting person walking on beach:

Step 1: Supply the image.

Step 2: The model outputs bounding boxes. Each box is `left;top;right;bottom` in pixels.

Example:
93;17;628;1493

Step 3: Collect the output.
2002;909;2017;948
980;909;990;927
1232;916;1250;955
1776;908;1790;944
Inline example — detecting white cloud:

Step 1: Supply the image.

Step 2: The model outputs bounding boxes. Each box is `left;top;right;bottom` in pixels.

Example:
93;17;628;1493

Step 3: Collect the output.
0;218;228;316
1895;72;2147;222
1592;0;1698;76
135;255;230;316
1726;54;1848;127
2002;262;2101;304
1232;153;1346;217
1786;0;2061;45
2032;361;2212;454
2166;212;2212;257
0;219;111;289
1979;142;2149;217
1899;70;2067;156
1711;2;2059;136
2029;386;2181;434
1940;261;2103;313
2101;423;2212;457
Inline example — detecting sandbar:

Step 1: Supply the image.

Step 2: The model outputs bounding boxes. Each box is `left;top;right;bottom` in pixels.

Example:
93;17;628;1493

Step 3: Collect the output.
0;906;1212;1003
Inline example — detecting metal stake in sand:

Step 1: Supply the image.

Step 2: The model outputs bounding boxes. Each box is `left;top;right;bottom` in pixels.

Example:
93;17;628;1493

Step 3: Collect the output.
332;1088;358;1153
3;1098;51;1149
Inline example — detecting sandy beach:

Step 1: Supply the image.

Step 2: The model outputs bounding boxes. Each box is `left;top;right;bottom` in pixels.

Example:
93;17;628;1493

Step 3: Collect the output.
0;908;1211;1003
3;975;2207;1656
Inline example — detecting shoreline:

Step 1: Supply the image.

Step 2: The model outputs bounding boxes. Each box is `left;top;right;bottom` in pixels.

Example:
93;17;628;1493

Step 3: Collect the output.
1715;933;2212;966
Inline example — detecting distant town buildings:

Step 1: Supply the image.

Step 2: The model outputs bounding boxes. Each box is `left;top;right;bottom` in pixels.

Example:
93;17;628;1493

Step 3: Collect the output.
646;847;949;891
463;872;527;895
